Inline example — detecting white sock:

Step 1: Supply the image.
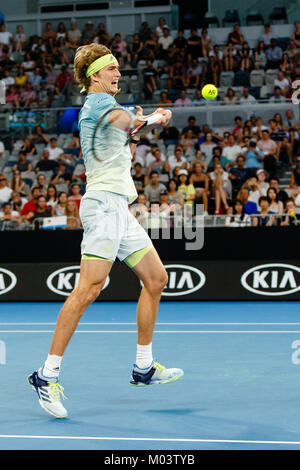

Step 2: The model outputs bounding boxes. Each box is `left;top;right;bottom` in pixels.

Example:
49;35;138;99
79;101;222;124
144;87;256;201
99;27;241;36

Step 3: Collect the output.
39;354;62;380
136;343;153;369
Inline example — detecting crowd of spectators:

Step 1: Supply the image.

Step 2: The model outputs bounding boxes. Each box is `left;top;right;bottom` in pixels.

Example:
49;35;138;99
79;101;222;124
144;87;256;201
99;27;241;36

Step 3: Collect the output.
0;16;300;229
1;107;299;229
1;18;300;107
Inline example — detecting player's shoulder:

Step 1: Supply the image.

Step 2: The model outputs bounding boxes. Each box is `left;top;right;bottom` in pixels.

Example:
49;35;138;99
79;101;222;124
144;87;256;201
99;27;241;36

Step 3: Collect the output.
79;92;116;123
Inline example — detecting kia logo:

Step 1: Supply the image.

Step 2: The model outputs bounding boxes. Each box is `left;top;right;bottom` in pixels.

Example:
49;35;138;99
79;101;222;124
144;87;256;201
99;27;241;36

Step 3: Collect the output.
0;267;17;295
47;266;110;296
241;263;300;296
162;264;206;296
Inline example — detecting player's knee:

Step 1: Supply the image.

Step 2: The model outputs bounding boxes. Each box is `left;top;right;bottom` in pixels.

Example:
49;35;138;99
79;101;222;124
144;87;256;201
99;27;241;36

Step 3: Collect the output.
145;270;168;295
76;281;104;306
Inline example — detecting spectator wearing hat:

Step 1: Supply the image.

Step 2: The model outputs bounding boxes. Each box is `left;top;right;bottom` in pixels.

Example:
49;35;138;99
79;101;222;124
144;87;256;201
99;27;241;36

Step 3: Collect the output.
177;169;196;205
256;168;269;194
144;171;166;204
156;17;168;38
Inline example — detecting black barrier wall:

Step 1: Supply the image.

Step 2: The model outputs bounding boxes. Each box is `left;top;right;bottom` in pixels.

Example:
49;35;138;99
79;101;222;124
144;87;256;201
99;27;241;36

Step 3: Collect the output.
0;260;299;301
0;227;299;301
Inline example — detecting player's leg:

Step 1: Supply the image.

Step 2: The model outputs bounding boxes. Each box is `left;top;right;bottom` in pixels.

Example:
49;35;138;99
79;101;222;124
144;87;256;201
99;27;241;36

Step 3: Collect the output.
28;257;112;418
127;246;184;386
49;257;112;357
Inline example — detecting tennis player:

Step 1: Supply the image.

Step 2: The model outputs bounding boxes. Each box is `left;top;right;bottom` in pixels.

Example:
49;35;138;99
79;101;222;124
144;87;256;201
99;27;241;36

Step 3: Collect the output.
28;43;183;418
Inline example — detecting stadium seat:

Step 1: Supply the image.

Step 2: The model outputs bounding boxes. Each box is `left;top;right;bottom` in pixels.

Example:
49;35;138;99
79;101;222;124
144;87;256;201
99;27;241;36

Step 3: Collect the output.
265;69;278;86
158;76;169;90
217;87;227;101
220;71;235;88
259;85;274;99
204;11;220;28
129;75;141;93
246;10;264;26
222;9;240;27
250;70;265;87
118;77;130;93
234;70;250;87
269;7;287;24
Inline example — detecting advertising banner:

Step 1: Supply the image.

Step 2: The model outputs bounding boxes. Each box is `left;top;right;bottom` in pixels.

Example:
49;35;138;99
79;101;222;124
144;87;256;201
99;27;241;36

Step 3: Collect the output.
0;261;299;301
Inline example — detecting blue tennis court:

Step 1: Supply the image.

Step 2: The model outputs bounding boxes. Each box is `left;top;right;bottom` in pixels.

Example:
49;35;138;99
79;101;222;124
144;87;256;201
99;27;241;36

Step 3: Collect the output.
1;300;300;450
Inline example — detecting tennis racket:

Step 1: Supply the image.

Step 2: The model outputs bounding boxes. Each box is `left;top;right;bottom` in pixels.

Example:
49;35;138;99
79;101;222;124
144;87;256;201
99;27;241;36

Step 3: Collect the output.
91;107;163;164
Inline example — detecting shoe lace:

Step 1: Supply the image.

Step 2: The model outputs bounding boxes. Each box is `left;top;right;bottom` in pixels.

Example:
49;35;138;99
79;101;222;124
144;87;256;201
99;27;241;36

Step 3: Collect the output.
154;362;166;372
49;382;67;401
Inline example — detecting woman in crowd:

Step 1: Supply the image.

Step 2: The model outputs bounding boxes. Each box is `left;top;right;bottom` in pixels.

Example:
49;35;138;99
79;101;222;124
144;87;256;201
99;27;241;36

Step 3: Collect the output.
224;87;239;105
167;178;184;208
254;41;267;70
15;66;28;87
223;41;237;71
189;149;208;173
189;162;209;214
29;124;50;145
68;183;82;209
46;184;58;208
239;42;253;71
225;199;251;227
177;169;196;205
9;170;27;196
199;132;217;164
209;162;230;214
267;186;284;215
21;137;36;157
52;191;68;216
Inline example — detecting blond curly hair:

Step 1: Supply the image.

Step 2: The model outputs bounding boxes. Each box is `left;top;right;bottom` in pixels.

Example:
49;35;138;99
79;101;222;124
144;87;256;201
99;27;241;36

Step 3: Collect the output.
74;43;112;92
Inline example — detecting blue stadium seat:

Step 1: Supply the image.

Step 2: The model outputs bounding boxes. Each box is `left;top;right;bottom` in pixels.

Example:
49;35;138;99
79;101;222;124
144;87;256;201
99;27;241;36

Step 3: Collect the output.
246;10;264;26
234;70;250;87
269;7;287;24
222;9;240;27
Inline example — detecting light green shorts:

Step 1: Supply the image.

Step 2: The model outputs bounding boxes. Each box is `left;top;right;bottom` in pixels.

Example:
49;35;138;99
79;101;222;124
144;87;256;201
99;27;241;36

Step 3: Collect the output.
79;190;152;266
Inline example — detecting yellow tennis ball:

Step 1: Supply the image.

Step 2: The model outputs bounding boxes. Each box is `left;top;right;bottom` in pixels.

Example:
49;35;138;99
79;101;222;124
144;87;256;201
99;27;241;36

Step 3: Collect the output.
202;84;218;100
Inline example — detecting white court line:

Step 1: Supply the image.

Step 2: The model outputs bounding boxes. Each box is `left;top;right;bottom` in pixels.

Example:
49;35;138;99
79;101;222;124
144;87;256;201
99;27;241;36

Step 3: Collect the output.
1;322;300;325
0;434;300;446
1;330;300;334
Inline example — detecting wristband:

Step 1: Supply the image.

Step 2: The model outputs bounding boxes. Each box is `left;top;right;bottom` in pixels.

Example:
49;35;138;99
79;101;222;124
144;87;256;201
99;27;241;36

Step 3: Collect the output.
130;138;140;144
